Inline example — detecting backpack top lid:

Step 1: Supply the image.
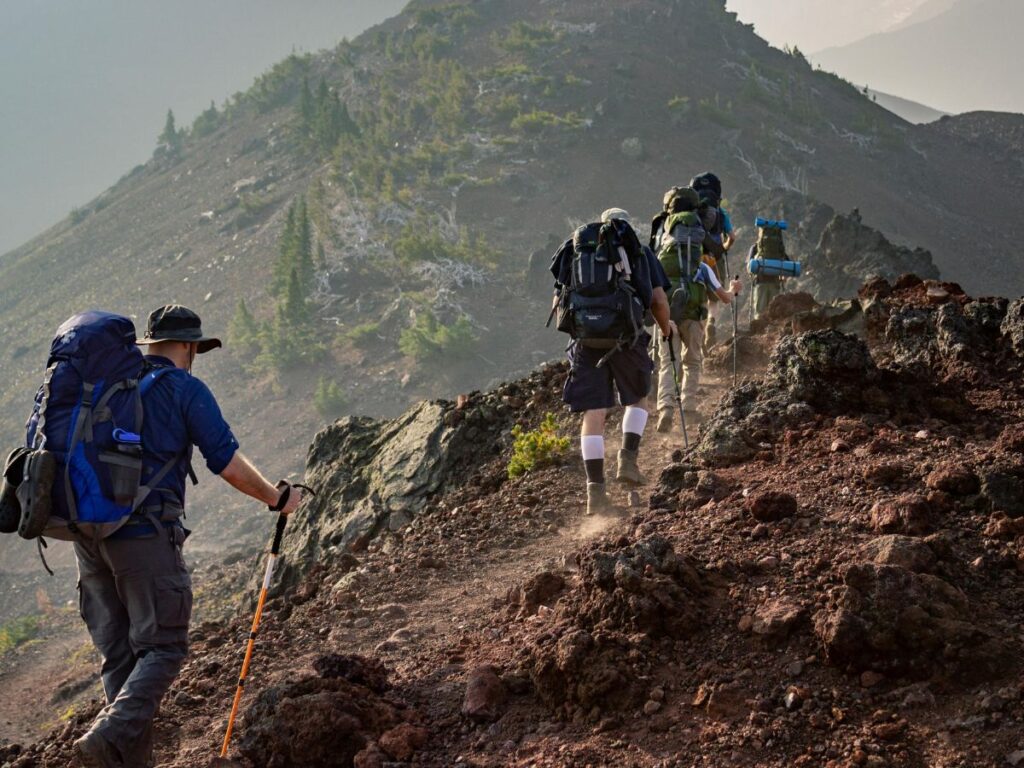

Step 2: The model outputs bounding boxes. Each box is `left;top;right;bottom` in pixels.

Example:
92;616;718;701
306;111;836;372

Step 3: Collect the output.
51;311;138;358
49;311;144;383
668;187;700;213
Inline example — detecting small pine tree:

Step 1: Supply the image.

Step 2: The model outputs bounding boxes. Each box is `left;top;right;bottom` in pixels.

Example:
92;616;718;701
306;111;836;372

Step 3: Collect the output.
228;298;260;354
283;268;310;327
299;77;315;129
272;202;298;296
313;377;347;419
192;101;220;138
157;109;183;157
295;198;315;293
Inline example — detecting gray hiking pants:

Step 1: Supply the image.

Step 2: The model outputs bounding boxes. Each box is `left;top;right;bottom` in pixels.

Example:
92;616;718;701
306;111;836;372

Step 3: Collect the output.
75;526;192;767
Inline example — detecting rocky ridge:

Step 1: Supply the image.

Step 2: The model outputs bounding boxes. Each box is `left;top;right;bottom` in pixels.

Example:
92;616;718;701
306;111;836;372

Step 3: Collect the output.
4;276;1024;767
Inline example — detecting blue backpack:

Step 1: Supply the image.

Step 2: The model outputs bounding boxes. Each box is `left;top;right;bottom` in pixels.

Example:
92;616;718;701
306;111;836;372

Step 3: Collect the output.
20;311;180;541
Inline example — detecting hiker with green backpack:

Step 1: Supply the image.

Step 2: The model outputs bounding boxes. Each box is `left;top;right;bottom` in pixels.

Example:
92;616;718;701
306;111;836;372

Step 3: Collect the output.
651;188;742;432
550;209;674;514
748;219;794;320
691;172;735;353
1;306;304;768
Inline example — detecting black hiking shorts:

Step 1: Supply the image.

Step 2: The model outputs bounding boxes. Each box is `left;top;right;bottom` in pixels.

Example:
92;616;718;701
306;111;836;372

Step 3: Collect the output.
563;332;653;412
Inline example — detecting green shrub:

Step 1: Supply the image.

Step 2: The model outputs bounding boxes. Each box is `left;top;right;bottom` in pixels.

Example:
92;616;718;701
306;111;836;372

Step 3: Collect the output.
391;219;496;267
497;22;559;53
510;109;583;135
399;313;477;362
346;321;382;349
0;615;40;655
508;413;569;479
313;377;347;419
697;95;738;128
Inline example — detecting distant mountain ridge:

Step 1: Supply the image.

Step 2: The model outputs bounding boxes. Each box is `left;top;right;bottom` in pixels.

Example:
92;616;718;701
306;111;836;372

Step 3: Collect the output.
813;0;1024;115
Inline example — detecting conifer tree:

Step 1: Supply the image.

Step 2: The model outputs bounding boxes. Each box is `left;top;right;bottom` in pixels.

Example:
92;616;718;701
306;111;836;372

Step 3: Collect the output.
192;101;220;138
272;201;298;296
283;268;310;327
299;77;315;130
228;298;260;354
295;198;315;293
157;109;183;156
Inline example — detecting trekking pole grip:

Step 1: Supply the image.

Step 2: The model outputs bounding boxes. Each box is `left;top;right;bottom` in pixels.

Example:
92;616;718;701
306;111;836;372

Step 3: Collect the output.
271;513;287;555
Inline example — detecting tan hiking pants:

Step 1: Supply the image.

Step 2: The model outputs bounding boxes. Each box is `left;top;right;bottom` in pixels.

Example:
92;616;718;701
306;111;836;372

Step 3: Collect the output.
654;319;704;412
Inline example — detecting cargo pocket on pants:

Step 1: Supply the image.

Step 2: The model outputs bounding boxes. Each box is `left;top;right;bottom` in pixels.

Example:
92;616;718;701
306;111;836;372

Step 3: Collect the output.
154;576;192;629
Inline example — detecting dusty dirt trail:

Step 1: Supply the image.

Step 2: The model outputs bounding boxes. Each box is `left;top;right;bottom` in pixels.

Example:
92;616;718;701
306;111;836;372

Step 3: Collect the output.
0;614;99;744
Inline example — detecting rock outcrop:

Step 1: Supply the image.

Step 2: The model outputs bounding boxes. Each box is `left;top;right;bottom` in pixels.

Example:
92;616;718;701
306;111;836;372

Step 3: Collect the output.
279;365;565;584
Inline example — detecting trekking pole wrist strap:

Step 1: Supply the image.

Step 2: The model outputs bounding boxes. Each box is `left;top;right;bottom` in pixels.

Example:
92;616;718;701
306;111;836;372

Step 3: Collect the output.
269;480;317;511
269;481;291;512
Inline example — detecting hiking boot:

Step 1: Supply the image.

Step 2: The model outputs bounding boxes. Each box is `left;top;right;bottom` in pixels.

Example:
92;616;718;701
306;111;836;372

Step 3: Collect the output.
586;482;616;516
656;409;673;434
17;450;56;540
74;730;124;768
616;449;647;486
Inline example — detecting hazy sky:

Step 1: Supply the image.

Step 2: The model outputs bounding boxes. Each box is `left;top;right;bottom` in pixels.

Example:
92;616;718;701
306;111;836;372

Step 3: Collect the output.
0;0;406;256
725;0;938;53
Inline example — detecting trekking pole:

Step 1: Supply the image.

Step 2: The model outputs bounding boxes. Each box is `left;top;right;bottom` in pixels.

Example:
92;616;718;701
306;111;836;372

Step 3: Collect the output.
220;482;315;759
724;251;738;388
666;330;689;449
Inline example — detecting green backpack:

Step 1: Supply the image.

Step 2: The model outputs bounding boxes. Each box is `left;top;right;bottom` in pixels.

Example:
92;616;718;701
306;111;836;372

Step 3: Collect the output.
756;225;787;261
657;211;708;323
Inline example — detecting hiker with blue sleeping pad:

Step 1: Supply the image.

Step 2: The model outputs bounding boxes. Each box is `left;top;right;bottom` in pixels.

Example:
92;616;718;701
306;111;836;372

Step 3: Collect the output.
550;208;674;515
652;188;742;432
748;218;800;320
2;305;304;768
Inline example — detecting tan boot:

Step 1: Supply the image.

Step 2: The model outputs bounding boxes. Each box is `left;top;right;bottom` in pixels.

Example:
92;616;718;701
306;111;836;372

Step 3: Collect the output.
656;409;673;433
616;449;647;486
586;482;616;516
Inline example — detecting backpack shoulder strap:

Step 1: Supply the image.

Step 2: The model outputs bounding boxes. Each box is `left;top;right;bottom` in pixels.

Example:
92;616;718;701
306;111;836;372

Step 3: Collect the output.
134;365;198;510
138;365;177;397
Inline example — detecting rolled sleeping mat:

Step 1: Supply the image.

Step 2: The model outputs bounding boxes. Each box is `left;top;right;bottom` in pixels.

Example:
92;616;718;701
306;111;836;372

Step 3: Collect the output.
748;258;801;278
754;217;788;230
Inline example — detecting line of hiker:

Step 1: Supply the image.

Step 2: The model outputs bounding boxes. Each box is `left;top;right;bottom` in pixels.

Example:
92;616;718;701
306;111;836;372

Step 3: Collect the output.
550;173;802;515
0;306;304;768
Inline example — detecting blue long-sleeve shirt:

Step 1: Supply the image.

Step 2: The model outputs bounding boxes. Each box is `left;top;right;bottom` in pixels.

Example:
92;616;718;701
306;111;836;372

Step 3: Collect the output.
111;355;238;537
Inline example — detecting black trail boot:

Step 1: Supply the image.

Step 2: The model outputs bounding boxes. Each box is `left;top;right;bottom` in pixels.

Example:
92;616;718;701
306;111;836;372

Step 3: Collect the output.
75;730;124;768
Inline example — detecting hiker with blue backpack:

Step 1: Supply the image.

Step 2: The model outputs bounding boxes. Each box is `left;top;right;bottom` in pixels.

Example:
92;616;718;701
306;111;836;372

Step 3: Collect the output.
550;208;674;515
0;305;303;768
651;187;742;431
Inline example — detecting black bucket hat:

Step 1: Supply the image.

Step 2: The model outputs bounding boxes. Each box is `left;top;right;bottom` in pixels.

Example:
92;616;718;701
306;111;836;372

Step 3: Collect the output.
136;304;222;354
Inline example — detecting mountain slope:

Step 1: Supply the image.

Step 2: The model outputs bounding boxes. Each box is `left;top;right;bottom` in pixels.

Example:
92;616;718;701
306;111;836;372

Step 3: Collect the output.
2;0;1024;577
813;0;1024;115
869;89;948;124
